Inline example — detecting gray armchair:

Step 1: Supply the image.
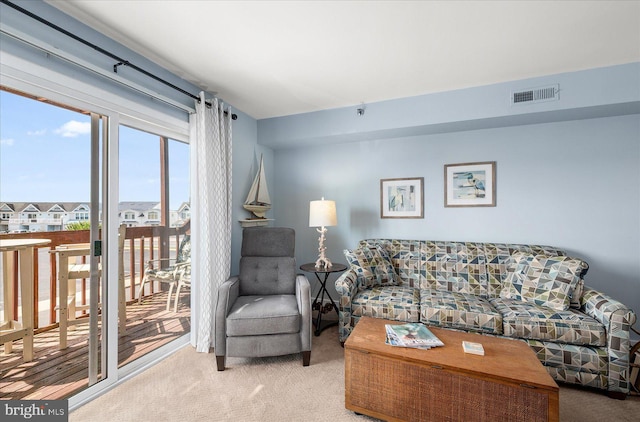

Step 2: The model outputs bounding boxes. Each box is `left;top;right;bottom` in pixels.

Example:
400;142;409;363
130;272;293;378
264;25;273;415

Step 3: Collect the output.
214;227;312;371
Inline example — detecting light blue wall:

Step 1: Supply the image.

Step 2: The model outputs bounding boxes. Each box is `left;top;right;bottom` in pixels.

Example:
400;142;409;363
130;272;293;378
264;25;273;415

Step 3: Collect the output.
231;119;274;275
267;67;640;329
273;116;639;316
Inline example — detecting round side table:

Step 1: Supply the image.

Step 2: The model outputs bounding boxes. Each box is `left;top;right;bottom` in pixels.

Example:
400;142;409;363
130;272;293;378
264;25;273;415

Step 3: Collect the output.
300;262;347;336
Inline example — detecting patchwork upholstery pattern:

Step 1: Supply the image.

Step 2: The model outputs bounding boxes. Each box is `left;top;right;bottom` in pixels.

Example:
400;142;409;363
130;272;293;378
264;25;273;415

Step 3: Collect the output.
525;339;608;375
361;239;423;288
422;241;489;297
352;286;420;322
545;367;607;390
581;288;637;393
500;252;588;311
484;243;566;298
344;244;399;290
490;297;605;346
335;269;358;342
420;289;502;334
335;238;637;395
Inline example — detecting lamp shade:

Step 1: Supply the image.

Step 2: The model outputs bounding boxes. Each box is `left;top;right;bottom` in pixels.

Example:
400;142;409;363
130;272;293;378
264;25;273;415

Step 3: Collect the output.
309;199;337;227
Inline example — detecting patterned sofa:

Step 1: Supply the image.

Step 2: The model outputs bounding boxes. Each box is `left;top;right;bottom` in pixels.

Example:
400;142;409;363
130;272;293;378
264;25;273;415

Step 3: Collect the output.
335;239;637;397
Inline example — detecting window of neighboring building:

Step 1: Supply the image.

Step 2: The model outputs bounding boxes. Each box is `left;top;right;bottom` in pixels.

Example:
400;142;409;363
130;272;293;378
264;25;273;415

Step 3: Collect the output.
124;212;135;220
148;211;159;220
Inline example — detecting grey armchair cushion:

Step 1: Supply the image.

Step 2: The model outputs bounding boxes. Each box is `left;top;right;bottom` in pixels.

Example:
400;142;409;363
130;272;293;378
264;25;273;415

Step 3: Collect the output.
226;294;300;336
239;257;296;295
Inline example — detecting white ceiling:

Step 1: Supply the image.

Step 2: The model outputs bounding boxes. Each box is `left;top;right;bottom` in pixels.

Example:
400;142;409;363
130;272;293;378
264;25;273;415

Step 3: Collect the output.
48;1;640;120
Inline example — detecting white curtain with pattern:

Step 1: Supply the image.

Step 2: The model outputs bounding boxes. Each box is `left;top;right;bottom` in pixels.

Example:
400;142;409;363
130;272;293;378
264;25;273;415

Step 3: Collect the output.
189;93;232;352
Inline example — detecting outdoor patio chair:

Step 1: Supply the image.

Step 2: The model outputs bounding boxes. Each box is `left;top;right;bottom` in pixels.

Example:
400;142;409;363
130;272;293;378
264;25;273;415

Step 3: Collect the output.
137;234;191;311
214;227;312;371
173;266;190;312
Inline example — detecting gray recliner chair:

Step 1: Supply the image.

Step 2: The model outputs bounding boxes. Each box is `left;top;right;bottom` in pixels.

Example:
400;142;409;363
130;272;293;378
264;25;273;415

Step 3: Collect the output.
214;227;312;371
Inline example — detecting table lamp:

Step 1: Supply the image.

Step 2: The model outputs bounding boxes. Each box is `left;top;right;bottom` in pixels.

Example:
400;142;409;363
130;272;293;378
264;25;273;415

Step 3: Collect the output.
309;197;337;269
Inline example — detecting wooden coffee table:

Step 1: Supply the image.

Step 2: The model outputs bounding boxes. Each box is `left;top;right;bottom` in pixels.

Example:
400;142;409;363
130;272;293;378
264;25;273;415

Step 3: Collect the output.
344;317;559;422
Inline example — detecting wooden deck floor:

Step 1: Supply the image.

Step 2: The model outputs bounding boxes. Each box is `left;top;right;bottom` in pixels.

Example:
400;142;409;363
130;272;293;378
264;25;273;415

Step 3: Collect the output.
0;291;190;400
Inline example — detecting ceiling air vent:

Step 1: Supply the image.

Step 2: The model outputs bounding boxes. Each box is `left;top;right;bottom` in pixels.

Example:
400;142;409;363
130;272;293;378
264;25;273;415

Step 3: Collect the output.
511;84;559;105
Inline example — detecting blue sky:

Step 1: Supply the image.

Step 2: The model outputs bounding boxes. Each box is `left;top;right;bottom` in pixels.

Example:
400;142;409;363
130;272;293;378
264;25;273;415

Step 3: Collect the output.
0;90;189;210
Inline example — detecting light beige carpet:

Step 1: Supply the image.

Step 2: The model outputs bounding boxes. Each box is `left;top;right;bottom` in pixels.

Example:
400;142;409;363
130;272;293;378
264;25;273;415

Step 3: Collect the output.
71;328;639;422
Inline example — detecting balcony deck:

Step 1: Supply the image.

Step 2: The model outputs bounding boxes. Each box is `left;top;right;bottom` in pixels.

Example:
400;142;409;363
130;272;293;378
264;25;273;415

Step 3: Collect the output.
0;290;190;400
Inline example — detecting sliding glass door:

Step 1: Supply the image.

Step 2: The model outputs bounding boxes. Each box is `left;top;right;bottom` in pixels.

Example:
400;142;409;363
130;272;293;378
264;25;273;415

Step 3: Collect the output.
0;88;107;394
117;125;191;368
0;87;190;401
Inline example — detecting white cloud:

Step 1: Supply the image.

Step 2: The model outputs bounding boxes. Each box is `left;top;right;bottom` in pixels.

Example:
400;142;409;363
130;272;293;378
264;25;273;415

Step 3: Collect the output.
0;138;15;146
54;120;91;138
27;129;46;136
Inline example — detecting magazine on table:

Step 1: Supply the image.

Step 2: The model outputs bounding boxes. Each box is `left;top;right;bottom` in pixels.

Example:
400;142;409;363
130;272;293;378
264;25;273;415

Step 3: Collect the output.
385;323;444;349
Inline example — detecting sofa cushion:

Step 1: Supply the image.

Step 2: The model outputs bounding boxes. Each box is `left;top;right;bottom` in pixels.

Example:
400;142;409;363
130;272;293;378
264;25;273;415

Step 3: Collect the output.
352;286;420;322
419;289;503;335
421;241;489;297
344;244;400;290
500;252;588;311
367;239;423;288
490;297;605;347
484;243;567;298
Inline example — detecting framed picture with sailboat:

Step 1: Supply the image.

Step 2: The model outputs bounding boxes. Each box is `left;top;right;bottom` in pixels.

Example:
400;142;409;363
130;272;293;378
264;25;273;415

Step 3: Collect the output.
240;154;272;227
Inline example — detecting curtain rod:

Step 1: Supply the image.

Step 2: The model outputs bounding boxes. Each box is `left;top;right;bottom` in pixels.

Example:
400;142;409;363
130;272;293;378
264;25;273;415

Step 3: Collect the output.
1;0;238;120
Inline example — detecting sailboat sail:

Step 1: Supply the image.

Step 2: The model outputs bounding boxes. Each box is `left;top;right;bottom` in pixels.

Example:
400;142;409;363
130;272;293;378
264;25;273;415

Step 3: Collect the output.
243;155;271;219
244;155;271;205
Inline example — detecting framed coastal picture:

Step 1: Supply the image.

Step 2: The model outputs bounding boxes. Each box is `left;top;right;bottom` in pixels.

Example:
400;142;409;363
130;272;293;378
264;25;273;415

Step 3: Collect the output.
380;177;424;218
444;161;496;207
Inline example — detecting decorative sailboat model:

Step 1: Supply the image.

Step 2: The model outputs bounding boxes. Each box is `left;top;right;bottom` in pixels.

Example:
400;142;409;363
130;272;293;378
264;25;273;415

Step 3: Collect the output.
243;155;271;222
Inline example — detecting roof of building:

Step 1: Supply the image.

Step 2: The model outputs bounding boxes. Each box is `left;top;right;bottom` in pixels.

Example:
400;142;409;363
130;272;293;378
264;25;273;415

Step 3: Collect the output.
0;201;163;213
118;202;160;212
0;202;88;213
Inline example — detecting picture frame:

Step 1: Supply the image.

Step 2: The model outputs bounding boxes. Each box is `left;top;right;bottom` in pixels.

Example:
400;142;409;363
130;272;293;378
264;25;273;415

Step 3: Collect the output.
444;161;496;207
380;177;424;218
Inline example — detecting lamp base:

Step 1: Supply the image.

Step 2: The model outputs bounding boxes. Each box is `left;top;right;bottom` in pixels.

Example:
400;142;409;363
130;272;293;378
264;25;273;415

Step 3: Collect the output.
315;257;332;269
315;226;332;269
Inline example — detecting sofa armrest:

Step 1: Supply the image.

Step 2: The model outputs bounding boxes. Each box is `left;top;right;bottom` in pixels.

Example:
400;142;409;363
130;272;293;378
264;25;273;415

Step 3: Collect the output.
582;286;637;394
214;276;240;356
582;287;636;327
335;269;358;342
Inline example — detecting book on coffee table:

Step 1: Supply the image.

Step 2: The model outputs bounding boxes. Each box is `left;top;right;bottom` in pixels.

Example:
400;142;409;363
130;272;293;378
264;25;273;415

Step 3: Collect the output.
462;340;485;355
385;323;444;349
